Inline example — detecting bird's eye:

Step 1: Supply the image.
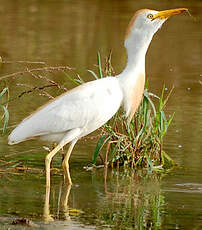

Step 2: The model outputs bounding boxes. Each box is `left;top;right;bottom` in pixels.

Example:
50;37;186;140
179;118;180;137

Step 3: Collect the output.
147;14;154;20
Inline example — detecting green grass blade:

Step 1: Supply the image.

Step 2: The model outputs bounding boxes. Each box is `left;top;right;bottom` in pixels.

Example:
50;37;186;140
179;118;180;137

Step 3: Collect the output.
144;93;157;117
2;105;9;135
97;51;103;78
145;79;149;89
167;113;175;129
63;71;81;85
87;69;98;80
160;111;167;137
161;112;175;138
159;85;165;111
162;86;174;110
145;152;153;169
74;79;84;84
160;111;164;133
143;96;149;128
148;92;160;100
76;74;85;84
92;135;111;164
0;87;8;98
161;151;175;168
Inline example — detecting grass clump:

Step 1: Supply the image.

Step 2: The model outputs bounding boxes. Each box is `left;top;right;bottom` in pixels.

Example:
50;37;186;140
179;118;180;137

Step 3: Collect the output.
89;52;175;170
94;84;174;170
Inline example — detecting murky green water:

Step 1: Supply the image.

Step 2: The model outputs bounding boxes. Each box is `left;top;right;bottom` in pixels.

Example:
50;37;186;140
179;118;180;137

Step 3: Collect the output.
0;0;202;229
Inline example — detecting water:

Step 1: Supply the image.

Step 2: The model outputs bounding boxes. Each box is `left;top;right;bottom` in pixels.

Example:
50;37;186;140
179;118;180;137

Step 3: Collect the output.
0;0;202;229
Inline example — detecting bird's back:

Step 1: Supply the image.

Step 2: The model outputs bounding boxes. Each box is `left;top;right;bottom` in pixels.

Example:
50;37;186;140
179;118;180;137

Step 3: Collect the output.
8;77;123;144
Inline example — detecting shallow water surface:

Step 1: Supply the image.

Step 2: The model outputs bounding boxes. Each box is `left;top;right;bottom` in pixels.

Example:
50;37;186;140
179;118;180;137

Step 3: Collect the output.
0;0;202;229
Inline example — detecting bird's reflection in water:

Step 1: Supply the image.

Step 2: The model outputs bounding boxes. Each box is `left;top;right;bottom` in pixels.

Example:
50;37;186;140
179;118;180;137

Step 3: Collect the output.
59;183;72;220
43;182;72;222
41;167;165;230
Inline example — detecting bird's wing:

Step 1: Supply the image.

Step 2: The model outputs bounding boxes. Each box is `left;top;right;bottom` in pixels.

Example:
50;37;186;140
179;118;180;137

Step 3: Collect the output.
9;77;123;143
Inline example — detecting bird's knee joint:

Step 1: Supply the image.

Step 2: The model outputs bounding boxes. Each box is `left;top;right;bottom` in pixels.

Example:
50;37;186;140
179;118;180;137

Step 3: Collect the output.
62;161;69;170
45;156;51;165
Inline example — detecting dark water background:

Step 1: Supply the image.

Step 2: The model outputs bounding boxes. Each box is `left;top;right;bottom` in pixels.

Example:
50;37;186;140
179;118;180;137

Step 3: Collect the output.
0;0;202;229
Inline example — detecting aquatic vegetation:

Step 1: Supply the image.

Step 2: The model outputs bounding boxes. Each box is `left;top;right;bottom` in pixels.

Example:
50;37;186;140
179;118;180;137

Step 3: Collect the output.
0;86;9;135
93;84;175;170
66;52;175;170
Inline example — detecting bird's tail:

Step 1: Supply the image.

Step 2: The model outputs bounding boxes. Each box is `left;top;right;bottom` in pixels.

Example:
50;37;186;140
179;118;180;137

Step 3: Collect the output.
8;120;36;145
8;125;28;145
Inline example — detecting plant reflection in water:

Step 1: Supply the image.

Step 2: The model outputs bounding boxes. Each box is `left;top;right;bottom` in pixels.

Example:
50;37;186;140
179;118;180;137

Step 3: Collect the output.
43;168;165;229
100;168;164;229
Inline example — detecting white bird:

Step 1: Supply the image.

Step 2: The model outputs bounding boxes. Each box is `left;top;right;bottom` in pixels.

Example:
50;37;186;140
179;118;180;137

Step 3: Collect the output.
8;8;187;187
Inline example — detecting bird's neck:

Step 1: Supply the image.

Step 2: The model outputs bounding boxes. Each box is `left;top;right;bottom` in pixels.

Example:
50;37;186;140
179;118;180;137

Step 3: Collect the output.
123;30;153;75
118;30;153;121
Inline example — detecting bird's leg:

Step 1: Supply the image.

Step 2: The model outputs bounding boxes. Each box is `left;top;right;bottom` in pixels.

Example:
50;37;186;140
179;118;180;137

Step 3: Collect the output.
61;146;65;164
43;182;54;222
62;139;77;185
45;144;63;188
45;128;81;188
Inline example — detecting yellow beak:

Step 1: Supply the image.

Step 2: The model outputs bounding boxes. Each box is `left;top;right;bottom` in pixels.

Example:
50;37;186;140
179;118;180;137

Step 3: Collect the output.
153;8;188;20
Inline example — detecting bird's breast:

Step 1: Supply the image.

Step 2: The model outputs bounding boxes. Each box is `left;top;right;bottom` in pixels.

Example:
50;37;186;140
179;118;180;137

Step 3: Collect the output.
123;72;145;121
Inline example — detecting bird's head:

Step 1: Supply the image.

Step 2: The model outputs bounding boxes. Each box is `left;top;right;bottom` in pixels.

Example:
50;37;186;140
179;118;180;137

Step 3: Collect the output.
125;8;188;48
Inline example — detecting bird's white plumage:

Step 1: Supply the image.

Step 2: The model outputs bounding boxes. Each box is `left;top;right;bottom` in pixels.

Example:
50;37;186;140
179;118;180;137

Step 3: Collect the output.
8;77;123;144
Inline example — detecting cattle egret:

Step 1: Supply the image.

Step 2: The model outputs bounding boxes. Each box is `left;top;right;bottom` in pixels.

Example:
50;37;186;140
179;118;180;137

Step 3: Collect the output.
8;8;187;187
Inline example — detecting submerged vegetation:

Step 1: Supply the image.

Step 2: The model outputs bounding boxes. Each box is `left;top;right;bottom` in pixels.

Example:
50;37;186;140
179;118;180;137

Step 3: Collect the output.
0;52;175;172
